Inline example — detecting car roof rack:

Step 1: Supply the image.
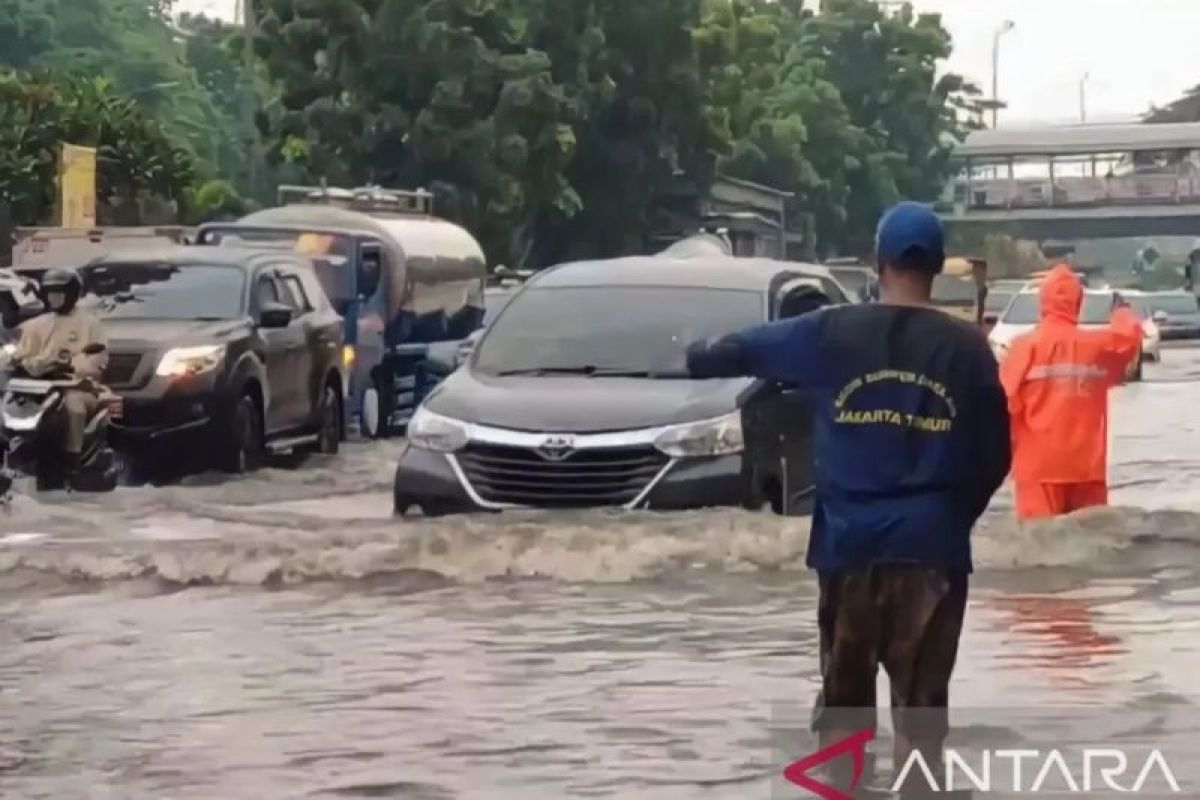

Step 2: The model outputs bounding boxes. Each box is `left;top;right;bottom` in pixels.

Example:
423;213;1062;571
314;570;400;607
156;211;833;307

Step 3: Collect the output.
277;184;434;216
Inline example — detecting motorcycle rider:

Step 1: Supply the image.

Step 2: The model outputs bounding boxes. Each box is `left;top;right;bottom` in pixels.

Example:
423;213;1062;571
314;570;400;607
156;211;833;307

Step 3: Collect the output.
9;268;107;474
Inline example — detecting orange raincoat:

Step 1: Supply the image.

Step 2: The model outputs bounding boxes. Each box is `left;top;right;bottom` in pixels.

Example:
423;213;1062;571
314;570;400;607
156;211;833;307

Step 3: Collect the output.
1000;265;1143;520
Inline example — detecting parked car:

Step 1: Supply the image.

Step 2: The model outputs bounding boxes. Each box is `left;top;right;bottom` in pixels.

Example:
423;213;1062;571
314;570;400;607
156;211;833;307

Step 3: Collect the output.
988;287;1146;382
78;247;346;475
1142;291;1200;341
393;255;851;517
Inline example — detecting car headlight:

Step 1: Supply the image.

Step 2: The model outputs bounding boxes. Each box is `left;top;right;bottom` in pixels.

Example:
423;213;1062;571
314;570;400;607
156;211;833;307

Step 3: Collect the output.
155;344;225;377
408;406;469;453
1;343;14;357
654;411;744;457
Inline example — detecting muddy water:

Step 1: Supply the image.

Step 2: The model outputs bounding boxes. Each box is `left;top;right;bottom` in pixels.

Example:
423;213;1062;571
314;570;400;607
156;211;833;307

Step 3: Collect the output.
2;349;1200;799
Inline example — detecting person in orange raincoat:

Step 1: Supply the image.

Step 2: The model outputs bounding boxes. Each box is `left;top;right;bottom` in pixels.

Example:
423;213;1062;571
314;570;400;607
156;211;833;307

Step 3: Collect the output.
1000;264;1143;520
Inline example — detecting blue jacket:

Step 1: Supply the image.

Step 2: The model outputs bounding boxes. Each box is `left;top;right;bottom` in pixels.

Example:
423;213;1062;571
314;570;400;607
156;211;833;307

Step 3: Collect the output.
687;304;1011;574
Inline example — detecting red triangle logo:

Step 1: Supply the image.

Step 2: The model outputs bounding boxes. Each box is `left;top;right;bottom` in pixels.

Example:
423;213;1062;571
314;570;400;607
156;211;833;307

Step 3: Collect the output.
782;729;875;799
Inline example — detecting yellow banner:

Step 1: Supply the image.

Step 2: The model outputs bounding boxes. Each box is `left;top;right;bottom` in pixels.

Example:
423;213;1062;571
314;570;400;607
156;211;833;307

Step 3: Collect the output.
59;143;97;229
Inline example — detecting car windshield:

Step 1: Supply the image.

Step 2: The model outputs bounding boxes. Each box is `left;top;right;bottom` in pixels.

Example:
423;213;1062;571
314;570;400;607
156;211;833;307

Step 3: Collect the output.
483;289;517;327
1149;295;1200;315
1002;292;1113;325
473;286;763;377
985;290;1015;312
931;276;977;305
80;263;246;320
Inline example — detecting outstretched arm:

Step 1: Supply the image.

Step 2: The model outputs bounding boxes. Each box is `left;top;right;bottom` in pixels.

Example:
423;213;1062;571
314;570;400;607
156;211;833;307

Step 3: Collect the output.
1099;306;1144;385
686;313;822;386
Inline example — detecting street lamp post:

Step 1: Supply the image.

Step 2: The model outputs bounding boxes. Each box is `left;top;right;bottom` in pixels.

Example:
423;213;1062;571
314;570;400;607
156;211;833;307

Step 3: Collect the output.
1079;72;1090;123
991;20;1016;129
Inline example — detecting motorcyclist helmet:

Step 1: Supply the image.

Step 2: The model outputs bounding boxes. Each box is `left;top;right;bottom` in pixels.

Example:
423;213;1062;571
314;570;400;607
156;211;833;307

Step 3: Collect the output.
39;268;82;315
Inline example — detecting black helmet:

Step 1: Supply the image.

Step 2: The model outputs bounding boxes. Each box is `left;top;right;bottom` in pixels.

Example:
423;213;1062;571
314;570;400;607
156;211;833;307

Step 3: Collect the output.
39;268;82;314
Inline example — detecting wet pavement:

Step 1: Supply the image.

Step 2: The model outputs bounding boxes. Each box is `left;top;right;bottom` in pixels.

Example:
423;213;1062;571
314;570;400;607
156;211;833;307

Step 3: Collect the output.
3;347;1200;798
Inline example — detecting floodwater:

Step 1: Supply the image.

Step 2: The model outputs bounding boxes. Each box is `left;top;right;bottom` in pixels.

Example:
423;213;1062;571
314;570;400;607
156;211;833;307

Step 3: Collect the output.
4;349;1200;799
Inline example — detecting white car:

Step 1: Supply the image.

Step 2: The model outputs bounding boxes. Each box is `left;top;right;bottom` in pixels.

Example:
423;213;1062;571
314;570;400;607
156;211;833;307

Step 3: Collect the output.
988;287;1149;381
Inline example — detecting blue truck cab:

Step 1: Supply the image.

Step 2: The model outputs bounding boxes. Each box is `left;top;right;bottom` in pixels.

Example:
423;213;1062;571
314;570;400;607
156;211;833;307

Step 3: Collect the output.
195;186;487;437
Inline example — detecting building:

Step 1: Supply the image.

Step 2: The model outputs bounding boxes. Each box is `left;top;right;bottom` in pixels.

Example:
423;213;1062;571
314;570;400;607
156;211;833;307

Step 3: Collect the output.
941;122;1200;242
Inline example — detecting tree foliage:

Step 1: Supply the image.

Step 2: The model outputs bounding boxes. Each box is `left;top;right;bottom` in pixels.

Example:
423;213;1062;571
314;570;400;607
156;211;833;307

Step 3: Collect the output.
0;70;194;225
0;0;976;261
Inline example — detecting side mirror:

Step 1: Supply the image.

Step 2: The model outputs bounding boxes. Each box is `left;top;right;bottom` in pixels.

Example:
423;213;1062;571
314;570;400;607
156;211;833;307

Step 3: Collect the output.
82;342;106;356
424;341;460;375
258;302;293;328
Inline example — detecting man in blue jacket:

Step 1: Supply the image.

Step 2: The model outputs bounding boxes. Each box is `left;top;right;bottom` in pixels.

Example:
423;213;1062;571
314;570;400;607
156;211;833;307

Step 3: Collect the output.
687;202;1011;780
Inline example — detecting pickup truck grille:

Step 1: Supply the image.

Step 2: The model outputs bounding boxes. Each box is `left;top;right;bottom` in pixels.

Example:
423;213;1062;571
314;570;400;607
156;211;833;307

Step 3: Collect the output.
103;352;144;388
456;443;669;508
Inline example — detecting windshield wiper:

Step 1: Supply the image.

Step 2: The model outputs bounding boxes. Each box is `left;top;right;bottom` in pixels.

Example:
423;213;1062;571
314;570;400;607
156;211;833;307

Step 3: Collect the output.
495;366;689;379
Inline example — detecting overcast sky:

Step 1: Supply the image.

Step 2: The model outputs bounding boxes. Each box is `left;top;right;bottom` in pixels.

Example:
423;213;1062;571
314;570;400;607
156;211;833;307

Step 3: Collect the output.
181;0;1200;126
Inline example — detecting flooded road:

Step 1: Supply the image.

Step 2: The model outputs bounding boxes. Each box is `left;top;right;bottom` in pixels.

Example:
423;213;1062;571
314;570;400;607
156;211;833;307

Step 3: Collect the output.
3;348;1200;798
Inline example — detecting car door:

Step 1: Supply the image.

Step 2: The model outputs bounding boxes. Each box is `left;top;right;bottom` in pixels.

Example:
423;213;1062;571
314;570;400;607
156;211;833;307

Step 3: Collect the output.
278;267;336;426
253;272;301;433
751;276;839;515
270;268;319;428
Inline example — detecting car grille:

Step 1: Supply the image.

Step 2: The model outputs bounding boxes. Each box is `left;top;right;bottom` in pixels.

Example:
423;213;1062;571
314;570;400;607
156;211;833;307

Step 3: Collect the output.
103;352;144;388
456;443;670;508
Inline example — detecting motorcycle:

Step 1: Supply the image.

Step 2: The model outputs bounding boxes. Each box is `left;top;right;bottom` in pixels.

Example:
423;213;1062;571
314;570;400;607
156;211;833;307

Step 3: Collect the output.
0;345;121;493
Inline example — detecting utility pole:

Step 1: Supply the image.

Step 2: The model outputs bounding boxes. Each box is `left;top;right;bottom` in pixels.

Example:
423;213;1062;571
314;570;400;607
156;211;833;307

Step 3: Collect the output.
1079;72;1090;123
239;0;260;198
991;20;1016;128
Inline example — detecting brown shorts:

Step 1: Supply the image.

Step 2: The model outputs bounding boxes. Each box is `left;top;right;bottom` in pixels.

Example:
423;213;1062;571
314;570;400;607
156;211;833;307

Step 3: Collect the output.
813;566;968;744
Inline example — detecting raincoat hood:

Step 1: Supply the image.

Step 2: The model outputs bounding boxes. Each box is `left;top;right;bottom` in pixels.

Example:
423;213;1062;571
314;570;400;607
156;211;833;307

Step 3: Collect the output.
1039;264;1082;325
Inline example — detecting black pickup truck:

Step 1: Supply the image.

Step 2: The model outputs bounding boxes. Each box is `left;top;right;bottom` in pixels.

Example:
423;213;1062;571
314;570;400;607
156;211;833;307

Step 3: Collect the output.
78;247;346;476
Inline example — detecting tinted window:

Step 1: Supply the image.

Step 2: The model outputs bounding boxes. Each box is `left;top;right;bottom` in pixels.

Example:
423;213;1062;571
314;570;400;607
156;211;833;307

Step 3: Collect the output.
474;286;764;376
255;275;279;307
483;289;517;327
205;228;358;308
1149;295;1200;315
931;276;977;305
82;263;246;321
1003;292;1113;325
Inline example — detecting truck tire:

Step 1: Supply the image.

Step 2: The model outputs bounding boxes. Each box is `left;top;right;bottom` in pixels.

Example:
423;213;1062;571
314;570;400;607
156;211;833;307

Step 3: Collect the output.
362;372;394;439
217;394;264;474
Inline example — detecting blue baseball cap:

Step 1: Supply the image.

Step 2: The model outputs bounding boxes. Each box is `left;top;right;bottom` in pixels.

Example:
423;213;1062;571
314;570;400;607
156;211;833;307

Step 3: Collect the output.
875;201;945;271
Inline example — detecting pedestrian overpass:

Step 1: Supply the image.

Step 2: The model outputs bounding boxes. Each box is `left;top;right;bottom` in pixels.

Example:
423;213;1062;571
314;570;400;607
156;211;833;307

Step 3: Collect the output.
940;122;1200;243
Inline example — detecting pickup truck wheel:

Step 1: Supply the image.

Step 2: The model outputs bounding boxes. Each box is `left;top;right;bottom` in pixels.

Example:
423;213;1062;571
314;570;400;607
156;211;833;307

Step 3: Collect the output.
317;384;341;455
218;395;264;474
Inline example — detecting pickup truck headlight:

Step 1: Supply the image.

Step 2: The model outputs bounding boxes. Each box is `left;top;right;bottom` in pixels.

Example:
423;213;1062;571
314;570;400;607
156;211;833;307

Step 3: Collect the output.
155;344;225;377
408;406;469;453
1;343;14;357
654;411;744;457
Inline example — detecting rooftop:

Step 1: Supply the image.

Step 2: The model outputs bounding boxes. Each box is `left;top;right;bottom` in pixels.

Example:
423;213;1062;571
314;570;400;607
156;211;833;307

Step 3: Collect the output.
956;122;1200;159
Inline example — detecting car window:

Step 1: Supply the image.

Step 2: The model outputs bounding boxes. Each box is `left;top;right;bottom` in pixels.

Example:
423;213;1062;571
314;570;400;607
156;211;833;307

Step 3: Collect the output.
279;274;312;313
1003;292;1113;325
297;270;330;311
256;275;280;308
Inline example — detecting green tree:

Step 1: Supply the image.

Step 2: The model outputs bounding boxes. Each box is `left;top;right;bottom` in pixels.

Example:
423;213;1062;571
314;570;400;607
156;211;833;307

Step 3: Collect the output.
0;70;195;225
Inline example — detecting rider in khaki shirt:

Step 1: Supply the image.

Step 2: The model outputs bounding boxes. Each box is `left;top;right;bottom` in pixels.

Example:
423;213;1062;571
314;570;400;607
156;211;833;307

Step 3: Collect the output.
11;269;107;467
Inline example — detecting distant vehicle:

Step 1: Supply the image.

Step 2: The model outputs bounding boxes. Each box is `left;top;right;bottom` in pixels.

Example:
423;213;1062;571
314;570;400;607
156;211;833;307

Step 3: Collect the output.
1118;291;1162;363
10;227;191;275
826;263;875;302
981;286;1017;331
930;275;979;322
425;285;524;376
394;255;852;517
195;185;487;439
989;288;1146;382
1141;291;1200;341
78;247;345;476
